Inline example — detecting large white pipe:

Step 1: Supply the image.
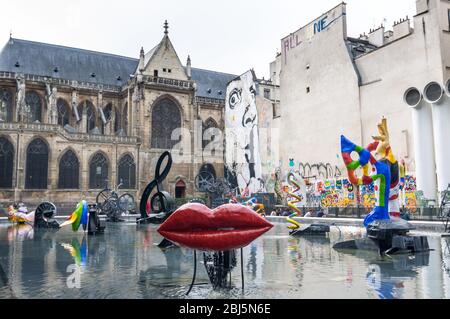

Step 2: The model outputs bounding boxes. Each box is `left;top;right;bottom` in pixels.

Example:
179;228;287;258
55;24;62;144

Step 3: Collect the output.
404;87;437;201
424;81;450;193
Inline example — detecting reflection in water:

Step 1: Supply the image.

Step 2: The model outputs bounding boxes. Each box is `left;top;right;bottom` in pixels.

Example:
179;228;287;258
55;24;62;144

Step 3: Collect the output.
20;229;59;294
443;239;450;275
0;223;448;299
202;251;238;290
247;244;257;279
361;251;429;299
139;247;186;282
441;238;450;298
7;224;34;241
61;237;88;266
138;247;189;299
288;238;301;267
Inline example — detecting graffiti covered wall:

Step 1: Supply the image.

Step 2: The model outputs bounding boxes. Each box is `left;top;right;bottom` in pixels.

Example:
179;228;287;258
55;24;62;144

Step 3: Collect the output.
298;162;342;179
281;168;419;211
403;175;418;213
281;3;347;60
286;175;419;211
225;70;265;195
317;178;356;208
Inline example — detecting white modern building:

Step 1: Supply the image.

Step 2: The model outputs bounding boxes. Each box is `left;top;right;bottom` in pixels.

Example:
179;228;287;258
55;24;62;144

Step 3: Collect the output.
273;0;450;201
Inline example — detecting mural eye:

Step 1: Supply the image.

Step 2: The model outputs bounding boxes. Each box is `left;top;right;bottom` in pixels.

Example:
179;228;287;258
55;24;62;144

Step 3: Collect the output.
228;89;241;109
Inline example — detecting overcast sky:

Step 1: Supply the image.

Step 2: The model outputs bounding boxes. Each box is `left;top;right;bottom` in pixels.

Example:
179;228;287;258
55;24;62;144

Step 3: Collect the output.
0;0;416;78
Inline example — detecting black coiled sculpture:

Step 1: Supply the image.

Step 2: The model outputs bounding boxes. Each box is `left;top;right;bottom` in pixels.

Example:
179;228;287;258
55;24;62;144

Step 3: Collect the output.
137;151;175;225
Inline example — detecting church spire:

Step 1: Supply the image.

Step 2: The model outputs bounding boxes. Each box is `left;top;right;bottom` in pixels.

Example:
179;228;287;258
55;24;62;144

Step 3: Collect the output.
138;46;145;73
9;29;14;44
164;20;169;36
186;55;192;79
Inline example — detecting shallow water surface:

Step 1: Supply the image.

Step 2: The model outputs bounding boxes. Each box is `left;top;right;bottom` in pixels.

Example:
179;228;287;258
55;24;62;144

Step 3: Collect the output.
0;222;449;299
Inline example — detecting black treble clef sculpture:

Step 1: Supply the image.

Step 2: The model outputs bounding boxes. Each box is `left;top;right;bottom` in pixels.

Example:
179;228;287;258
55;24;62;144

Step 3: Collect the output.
137;151;175;225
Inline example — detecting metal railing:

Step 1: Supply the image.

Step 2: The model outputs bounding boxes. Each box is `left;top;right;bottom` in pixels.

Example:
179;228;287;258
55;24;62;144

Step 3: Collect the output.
0;71;199;93
0;122;139;144
150;137;180;150
195;96;226;106
0;71;122;93
142;75;194;90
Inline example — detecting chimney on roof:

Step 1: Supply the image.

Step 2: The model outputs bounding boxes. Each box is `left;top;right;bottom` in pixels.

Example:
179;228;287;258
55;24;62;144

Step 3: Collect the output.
186;55;192;79
416;0;429;15
384;30;394;43
368;25;385;47
393;16;411;40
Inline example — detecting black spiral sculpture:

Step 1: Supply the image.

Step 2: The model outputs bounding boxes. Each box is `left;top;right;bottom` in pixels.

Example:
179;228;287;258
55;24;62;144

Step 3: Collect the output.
137;151;175;225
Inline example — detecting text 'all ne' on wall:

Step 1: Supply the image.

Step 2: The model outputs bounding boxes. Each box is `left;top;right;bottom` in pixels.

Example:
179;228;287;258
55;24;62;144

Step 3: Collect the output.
283;15;329;56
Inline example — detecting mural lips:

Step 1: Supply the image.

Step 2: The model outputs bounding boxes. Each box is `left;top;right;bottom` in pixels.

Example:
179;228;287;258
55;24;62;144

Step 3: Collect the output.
157;203;273;251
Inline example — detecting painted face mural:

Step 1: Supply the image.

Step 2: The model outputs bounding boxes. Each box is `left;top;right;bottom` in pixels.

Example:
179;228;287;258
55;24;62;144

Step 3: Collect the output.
225;70;264;195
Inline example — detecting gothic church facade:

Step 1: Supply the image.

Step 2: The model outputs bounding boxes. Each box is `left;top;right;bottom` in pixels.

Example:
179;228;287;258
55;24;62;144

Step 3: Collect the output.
0;22;236;206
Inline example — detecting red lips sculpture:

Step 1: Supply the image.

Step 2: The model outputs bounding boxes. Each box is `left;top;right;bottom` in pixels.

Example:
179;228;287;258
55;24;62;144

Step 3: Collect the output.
157;203;273;251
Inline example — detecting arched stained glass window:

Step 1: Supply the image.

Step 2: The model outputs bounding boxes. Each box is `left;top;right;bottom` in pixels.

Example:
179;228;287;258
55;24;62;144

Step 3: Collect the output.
122;103;128;135
58;150;79;189
25;138;48;189
77;103;84;122
101;103;113;134
24;91;42;123
151;98;181;149
0;89;13;123
104;104;113;122
86;101;96;133
78;101;97;133
0;137;14;188
89;152;108;189
57;99;70;127
114;106;121;134
117;154;136;189
202;117;219;149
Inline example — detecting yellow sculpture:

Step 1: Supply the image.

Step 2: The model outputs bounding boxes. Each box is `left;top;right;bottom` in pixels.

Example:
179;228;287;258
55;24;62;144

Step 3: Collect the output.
284;173;304;215
372;117;396;164
372;117;401;217
287;213;302;230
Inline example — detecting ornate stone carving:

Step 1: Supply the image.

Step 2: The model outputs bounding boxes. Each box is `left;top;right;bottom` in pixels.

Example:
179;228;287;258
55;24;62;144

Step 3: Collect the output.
132;84;144;103
15;75;26;121
46;82;57;124
72;91;80;122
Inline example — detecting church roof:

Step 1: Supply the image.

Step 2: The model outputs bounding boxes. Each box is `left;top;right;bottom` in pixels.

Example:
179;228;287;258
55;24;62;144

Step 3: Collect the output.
190;67;236;100
0;38;236;100
0;38;137;86
143;44;159;68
